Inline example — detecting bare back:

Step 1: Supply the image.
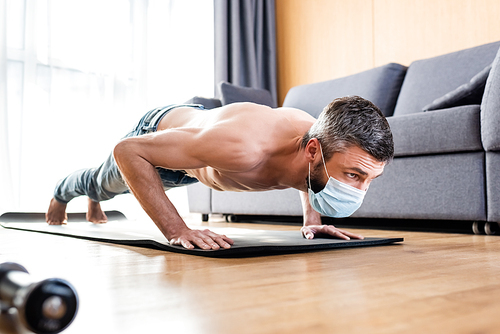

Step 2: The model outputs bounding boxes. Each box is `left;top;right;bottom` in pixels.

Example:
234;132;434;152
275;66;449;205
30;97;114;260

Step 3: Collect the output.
155;102;315;192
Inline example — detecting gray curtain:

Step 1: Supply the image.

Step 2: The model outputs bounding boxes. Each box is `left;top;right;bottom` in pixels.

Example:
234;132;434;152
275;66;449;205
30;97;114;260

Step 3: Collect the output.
214;0;277;107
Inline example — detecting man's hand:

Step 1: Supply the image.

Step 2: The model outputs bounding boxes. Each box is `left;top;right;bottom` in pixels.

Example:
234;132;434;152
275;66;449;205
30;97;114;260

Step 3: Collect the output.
299;191;364;241
169;228;234;250
301;225;364;241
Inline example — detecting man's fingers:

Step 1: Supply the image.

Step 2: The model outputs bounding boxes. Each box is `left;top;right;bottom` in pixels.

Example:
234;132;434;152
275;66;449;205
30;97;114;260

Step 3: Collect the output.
193;235;216;250
192;232;221;250
212;235;233;249
204;229;234;249
325;226;364;240
179;239;195;250
301;226;315;239
335;227;364;240
302;225;364;240
170;234;211;250
327;226;351;240
176;235;214;250
171;229;234;250
222;234;235;245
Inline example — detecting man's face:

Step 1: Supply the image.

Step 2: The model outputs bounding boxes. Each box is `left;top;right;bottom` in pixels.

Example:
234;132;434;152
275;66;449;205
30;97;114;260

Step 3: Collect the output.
310;145;385;193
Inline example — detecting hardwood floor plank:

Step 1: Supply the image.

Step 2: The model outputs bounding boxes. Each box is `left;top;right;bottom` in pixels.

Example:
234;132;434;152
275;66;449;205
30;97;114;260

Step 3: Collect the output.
1;219;499;333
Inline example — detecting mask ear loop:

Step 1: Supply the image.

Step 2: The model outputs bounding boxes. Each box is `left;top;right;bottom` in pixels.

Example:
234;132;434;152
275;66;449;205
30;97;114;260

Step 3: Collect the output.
308;163;312;190
318;142;330;178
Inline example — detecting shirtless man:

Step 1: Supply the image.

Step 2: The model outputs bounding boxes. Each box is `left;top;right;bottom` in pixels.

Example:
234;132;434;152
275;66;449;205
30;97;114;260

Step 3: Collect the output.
46;96;394;250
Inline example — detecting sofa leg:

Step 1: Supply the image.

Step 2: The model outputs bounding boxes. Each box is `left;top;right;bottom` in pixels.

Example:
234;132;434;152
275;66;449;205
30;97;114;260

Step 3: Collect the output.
202;214;209;222
485;222;499;235
225;214;238;223
472;221;485;235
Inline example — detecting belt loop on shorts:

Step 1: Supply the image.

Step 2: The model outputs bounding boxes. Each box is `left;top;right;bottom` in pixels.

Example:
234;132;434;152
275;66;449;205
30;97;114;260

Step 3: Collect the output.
141;106;171;133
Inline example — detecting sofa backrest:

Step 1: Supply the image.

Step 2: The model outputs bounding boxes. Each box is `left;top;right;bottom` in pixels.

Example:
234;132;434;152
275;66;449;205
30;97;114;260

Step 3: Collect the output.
282;63;407;118
393;41;500;116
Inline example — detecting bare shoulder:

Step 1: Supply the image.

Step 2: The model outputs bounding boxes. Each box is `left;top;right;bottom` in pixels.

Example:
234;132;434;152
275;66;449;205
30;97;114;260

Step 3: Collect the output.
216;103;315;123
274;106;316;137
277;106;316;121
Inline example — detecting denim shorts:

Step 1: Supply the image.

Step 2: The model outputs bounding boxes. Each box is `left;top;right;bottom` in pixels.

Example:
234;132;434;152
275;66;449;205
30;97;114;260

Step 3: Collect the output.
128;104;205;136
54;104;204;203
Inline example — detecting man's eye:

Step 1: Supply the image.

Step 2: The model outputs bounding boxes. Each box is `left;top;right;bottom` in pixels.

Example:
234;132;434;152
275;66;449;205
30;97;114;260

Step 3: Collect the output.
347;173;357;179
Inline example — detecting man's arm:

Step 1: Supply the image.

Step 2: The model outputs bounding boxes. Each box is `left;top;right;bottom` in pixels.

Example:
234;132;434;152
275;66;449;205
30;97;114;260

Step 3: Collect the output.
299;191;364;240
113;129;234;250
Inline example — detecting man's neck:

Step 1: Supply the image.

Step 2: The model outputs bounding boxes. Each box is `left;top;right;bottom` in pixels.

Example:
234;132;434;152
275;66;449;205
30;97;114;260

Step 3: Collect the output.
270;140;309;192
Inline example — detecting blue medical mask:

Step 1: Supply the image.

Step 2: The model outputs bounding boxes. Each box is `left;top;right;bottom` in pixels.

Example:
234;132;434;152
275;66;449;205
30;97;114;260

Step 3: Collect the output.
307;144;366;218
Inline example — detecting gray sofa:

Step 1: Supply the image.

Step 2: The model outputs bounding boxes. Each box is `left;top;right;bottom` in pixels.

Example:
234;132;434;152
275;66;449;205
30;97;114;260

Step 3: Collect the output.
186;41;500;233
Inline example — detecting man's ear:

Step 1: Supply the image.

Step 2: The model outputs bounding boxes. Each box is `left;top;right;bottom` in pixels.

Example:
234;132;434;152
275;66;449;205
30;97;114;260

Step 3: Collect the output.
305;138;320;162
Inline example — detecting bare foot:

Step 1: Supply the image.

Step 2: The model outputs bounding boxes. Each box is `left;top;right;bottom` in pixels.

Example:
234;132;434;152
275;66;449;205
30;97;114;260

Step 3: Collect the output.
86;198;108;224
46;198;68;225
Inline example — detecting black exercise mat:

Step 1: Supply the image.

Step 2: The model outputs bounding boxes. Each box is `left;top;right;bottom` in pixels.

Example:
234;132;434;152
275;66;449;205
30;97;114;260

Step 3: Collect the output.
0;212;403;258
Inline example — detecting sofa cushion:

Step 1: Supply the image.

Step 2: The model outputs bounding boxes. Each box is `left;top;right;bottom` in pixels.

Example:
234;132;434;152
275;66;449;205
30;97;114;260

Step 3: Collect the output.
352;152;486;221
184;96;222;110
282;63;407;118
422;64;491;111
218;81;275;107
394;41;500;116
388;105;482;157
481;46;500;152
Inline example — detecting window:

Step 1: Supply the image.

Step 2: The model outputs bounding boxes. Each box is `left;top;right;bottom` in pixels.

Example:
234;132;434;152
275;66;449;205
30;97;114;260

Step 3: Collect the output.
1;0;214;214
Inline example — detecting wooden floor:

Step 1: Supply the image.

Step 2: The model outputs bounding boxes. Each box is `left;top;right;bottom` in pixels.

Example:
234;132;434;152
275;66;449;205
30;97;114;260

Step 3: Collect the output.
1;215;500;334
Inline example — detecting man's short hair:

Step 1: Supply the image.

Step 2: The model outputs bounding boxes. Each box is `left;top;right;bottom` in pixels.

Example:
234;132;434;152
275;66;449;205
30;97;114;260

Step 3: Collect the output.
301;96;394;163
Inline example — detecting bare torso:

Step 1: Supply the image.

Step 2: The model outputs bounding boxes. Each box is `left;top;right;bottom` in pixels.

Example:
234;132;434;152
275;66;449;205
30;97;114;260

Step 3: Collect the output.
156;103;315;192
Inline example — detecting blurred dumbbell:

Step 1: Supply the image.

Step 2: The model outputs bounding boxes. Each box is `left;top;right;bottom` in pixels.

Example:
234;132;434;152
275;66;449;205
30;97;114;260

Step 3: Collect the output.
0;262;79;334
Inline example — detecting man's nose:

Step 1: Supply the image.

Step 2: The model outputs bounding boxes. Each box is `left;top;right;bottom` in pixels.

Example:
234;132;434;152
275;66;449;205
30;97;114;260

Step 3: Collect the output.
357;180;370;192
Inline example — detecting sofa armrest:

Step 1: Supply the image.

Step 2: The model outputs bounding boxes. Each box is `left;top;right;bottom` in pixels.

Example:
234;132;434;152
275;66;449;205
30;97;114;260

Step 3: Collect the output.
388;105;482;157
481;46;500;152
